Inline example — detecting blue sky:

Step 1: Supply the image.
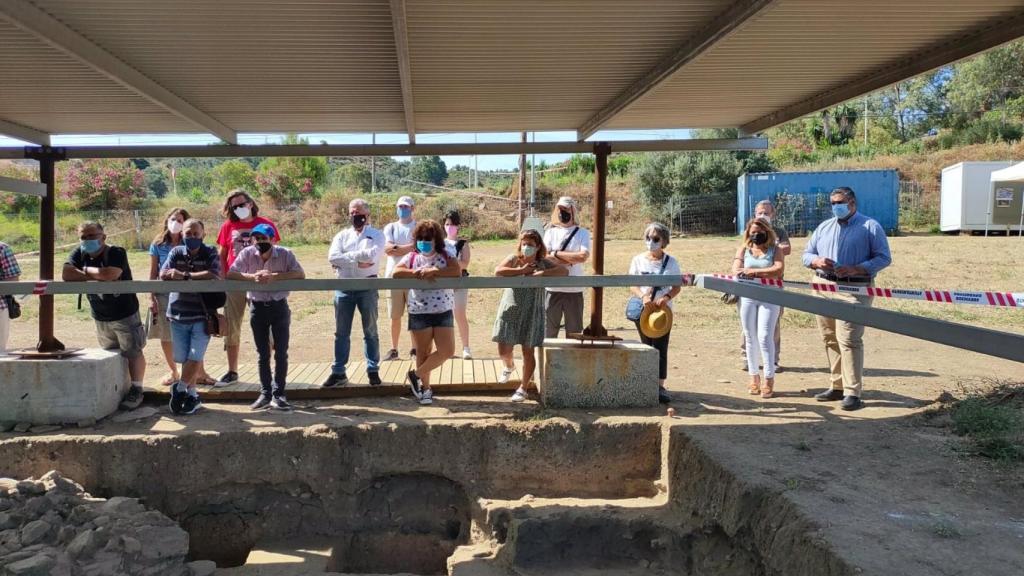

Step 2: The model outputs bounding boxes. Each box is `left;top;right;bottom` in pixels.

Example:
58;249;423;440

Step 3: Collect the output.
0;129;690;171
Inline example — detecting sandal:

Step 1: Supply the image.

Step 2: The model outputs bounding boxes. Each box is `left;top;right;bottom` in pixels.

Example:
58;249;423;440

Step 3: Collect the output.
160;373;179;387
196;375;218;387
761;378;775;399
748;377;761;395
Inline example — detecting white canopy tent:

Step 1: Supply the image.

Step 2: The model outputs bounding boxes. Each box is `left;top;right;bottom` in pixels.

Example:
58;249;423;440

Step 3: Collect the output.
989;160;1024;235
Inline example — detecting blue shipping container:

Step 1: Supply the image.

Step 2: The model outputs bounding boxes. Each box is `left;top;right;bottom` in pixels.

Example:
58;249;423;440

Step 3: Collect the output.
737;170;899;236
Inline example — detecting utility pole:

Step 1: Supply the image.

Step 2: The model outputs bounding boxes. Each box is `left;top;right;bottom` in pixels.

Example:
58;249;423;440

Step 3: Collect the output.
371;133;376;193
473;133;479;188
518;131;527;227
863;98;868;146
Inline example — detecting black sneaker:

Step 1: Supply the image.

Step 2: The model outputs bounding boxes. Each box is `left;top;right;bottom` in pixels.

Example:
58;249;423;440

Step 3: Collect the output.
368;372;382;386
181;394;202;415
250;395;271;411
840;395;864;411
409;348;417;358
321;373;349;388
658;387;672;404
383;349;399;361
407;370;422;399
270;396;292;411
120;385;144;411
216;371;239;387
814;389;844;402
169;382;187;414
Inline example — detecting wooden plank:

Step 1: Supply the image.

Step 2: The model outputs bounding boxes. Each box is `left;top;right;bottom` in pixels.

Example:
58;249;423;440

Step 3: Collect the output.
438;358;452;386
305;363;332;389
462;357;474;385
472;360;485;385
349;361;368;385
450;359;462;385
290;363;319;386
380;358;402;385
483;359;497;385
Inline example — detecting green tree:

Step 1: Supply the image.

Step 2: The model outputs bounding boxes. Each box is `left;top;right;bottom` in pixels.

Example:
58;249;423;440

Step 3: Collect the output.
211;159;256;194
636;151;741;210
62;159;146;210
333;162;372;193
143;166;169;198
174;166;213;203
254;135;329;205
407;156;448;185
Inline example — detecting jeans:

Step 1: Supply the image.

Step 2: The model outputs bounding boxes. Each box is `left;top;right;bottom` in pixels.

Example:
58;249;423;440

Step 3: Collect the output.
739;297;781;379
333;290;380;376
250;299;290;397
170;320;210;363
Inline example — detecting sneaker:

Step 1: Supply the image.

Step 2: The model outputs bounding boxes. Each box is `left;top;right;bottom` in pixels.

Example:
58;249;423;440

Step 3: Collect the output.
510;387;527;403
383;349;399;361
321;373;349;388
498;367;515;384
774;363;784;374
180;394;202;415
250;395;271;411
462;347;472;360
216;371;238;387
407;370;422;399
169;382;187;415
270;396;292;411
368;371;382;386
419;389;433;405
658;387;672;404
120;385;144;411
409;348;417;358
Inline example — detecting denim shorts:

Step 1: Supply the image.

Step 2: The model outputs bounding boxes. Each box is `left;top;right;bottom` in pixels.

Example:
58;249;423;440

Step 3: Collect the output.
408;310;454;331
170;320;211;363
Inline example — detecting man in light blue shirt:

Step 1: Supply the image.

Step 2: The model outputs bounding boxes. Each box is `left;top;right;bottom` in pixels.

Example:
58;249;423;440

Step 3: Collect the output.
803;187;891;411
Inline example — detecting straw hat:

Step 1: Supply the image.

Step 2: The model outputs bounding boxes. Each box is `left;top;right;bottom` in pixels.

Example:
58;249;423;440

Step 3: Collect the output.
639;304;672;339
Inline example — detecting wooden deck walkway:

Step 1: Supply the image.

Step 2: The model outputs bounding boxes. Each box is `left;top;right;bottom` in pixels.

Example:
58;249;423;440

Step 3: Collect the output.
142;358;522;400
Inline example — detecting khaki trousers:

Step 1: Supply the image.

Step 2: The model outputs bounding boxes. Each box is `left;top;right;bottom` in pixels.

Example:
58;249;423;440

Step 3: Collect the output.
814;280;873;397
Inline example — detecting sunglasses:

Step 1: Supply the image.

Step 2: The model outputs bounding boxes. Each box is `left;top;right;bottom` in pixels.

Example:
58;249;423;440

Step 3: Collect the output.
231;201;248;209
646;236;661;242
830;200;848;206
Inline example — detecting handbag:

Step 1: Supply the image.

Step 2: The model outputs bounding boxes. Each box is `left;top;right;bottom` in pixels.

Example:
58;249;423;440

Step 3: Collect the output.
199;294;226;337
4;296;20;320
626;255;669;322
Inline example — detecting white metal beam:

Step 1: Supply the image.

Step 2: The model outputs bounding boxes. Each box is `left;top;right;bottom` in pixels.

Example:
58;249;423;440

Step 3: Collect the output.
577;0;776;141
0;118;50;145
0;0;237;144
389;0;417;145
0;175;46;197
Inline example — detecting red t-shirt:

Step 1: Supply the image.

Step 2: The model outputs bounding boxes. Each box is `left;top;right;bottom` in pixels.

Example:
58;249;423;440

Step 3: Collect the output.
216;216;280;267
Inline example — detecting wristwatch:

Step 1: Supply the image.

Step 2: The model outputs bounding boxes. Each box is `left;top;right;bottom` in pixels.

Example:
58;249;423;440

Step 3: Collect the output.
183;271;191;280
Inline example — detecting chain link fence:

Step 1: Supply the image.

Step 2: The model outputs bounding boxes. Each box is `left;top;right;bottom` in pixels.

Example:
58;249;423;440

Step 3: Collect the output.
898;180;939;231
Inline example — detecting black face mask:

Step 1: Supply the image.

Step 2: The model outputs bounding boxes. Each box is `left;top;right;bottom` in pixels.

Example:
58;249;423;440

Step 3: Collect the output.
256;242;272;254
558;210;572;224
352;214;367;229
751;232;768;245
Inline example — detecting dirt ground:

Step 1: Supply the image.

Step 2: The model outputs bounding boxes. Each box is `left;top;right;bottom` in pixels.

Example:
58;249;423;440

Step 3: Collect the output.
4;235;1024;575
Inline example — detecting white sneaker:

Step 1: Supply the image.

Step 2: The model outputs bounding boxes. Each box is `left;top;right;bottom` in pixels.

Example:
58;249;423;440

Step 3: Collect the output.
462;347;472;360
419;389;434;405
510;387;527;403
498;367;515;384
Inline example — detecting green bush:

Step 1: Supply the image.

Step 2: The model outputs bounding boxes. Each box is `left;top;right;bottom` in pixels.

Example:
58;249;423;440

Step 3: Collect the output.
952;396;1024;462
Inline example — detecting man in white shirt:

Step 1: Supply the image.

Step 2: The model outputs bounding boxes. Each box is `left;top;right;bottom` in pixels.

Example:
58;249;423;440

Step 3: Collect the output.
323;198;386;388
543;196;591;337
382;196;418;360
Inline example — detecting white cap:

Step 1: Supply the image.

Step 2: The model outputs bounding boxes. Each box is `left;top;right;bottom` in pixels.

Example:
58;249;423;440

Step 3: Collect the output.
556;196;576;210
396;195;415;207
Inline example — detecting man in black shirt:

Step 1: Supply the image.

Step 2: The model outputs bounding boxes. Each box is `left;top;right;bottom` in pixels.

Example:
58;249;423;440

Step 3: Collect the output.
62;221;146;410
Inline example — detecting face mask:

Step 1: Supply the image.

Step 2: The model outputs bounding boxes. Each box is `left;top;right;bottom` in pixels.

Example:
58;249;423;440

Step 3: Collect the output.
831;202;851;220
645;239;661;252
756;214;771;224
81;239;101;254
233;205;251;220
416;240;433;254
167;219;183;234
351;214;367;229
397;206;413;220
558;209;572;224
184;237;203;251
751;232;768;245
256;242;272;254
522;245;537;257
445;225;458;238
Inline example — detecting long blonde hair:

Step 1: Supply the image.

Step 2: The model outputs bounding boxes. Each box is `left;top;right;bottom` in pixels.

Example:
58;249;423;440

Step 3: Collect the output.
741;217;777;248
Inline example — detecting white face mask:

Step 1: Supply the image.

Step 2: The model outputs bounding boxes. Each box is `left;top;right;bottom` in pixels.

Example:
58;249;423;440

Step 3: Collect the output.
756;214;771;224
233;205;251;220
167;219;183;234
645;239;661;252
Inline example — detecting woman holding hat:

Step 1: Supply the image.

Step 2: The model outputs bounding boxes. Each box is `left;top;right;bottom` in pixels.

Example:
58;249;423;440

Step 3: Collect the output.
732;217;785;398
629;222;681;404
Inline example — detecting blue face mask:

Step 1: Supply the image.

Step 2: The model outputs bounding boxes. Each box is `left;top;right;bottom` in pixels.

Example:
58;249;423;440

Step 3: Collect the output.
184;237;203;251
81;239;101;254
831;202;851;220
416;240;433;254
522;245;537;257
397;206;413;220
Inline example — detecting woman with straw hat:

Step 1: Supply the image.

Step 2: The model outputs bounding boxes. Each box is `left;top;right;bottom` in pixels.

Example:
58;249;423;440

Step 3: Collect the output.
733;217;785;398
629;222;681;404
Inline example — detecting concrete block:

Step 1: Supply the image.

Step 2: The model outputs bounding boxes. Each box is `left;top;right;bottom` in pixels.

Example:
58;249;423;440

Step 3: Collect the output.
538;339;658;408
0;349;127;426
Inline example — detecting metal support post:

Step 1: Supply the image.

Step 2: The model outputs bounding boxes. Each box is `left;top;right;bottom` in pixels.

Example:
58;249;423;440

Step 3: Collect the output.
582;142;611;339
27;147;66;353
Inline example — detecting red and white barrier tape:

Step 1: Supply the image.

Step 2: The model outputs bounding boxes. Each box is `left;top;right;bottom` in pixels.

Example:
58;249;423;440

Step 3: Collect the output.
705;274;1024;309
31;281;48;296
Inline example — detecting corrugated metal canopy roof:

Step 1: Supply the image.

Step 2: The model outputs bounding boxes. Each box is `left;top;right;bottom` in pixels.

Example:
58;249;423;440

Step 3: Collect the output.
1;0;1023;145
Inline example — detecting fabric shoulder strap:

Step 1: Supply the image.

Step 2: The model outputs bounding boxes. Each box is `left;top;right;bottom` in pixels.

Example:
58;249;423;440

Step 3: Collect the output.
559;227;580;251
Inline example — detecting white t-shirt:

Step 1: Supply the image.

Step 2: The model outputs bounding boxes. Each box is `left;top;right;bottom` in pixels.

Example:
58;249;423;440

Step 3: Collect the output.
543;225;591;293
397;251;454;315
628;253;682;309
382;219;416;278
